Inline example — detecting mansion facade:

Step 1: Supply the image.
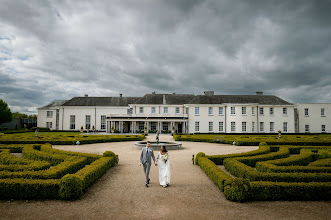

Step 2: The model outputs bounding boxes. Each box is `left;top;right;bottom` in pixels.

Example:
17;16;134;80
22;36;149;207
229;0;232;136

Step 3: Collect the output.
37;91;331;134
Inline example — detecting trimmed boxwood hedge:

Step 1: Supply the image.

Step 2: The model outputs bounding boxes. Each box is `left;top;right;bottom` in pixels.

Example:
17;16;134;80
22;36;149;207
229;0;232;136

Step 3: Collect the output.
0;133;145;145
197;156;233;191
207;144;270;165
197;143;331;202
174;134;331;146
0;144;119;200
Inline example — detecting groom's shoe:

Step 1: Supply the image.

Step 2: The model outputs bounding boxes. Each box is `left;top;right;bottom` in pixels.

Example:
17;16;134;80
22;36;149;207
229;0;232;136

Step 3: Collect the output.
145;184;149;188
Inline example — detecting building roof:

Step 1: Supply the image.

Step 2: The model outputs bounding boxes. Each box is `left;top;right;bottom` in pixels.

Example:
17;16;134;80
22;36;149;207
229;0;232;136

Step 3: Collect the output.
188;95;293;105
61;97;141;106
39;92;293;108
38;100;68;109
134;94;196;105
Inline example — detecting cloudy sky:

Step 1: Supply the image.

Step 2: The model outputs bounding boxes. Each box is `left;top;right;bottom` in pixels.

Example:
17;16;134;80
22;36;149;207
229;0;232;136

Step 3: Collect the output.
1;0;331;114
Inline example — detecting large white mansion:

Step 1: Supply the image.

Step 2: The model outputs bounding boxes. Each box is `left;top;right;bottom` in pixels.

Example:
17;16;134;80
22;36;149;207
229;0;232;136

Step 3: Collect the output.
37;91;331;134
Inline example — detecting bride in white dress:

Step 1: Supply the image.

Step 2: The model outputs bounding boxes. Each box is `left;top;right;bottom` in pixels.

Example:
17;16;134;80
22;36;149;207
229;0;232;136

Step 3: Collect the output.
156;146;171;188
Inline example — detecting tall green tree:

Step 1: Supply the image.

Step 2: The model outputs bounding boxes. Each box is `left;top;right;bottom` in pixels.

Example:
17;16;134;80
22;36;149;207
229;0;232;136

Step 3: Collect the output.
0;99;12;124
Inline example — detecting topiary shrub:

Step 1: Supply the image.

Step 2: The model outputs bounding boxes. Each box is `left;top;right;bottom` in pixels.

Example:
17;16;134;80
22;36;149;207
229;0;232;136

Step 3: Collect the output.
224;178;251;202
59;174;83;200
103;151;115;157
259;142;268;147
195;152;205;165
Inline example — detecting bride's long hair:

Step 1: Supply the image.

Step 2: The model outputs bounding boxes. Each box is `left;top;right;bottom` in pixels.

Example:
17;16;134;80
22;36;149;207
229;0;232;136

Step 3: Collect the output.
161;146;168;153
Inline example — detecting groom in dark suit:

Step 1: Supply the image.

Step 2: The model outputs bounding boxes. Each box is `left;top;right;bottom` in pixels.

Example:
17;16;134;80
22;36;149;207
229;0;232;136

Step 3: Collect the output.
140;141;157;187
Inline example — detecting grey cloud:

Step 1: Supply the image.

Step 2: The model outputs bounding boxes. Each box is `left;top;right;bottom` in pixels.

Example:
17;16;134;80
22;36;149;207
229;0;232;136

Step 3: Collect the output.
0;0;330;114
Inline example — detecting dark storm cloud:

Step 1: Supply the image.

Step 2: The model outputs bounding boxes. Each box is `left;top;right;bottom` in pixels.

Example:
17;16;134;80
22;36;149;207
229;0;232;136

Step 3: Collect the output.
0;0;331;114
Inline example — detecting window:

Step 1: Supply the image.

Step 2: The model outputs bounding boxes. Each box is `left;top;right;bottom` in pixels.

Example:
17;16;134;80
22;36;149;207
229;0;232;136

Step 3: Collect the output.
270;122;274;132
260;122;264;132
321;108;325;116
208;107;213;115
139;107;144;114
70;115;75;130
304;108;309;116
231;107;236;115
322;125;326;132
46;122;52;129
195;107;199;115
219;107;224;115
162;122;168;131
139;122;144;130
176;107;180;114
219;122;224;132
269;107;274;115
242;122;247;132
259;107;264;115
231;122;236;132
85;115;91;129
47;111;53;118
305;125;310;132
186;107;189;114
283;107;287;116
242;107;246;115
252;122;255;132
195;121;199;132
164;107;168;114
209;122;213;132
127;108;133;114
151;107;156;114
151;122;157;131
252;107;255;115
101;115;106;129
283;122;288;132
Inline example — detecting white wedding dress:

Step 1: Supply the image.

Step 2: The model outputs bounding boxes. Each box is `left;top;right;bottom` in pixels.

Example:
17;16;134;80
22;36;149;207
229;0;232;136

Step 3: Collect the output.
157;152;171;187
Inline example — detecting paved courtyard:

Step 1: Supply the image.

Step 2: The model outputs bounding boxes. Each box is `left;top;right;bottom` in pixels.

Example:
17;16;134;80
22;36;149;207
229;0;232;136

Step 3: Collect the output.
0;134;330;220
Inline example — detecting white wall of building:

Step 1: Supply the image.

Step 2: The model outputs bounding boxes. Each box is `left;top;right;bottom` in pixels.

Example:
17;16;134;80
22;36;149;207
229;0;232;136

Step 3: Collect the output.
37;109;57;130
37;100;330;134
58;106;128;131
187;104;296;133
296;103;331;133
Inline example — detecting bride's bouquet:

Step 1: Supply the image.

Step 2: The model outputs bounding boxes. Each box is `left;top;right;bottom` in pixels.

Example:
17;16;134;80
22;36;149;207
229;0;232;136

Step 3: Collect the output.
162;154;169;163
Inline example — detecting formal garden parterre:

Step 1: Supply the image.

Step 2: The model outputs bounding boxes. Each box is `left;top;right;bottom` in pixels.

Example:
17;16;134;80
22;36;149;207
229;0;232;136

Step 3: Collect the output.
174;134;331;146
195;141;331;202
0;132;143;200
0;132;145;144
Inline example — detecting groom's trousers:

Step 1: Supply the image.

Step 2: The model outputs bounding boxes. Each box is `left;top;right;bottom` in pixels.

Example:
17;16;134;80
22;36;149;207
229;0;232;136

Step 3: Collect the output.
143;162;151;184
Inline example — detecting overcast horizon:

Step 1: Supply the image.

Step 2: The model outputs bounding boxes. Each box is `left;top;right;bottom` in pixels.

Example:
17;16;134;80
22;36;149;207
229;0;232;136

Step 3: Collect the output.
1;0;331;115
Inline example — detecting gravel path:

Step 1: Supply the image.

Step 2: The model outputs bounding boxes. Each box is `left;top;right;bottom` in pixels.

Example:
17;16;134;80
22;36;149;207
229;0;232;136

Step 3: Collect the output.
0;134;330;220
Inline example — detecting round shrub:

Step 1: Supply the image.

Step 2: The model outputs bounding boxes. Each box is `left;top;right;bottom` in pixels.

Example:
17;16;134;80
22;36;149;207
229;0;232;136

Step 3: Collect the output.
103;151;116;157
195;152;206;165
224;178;251;202
259;142;268;147
59;174;83;200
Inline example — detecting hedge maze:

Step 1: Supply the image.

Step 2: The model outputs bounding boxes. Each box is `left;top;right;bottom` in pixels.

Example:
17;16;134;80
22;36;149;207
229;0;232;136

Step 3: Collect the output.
196;143;331;202
0;144;118;200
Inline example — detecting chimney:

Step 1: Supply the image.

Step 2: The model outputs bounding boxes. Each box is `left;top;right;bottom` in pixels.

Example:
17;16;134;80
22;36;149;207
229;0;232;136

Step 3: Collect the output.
204;91;214;96
119;94;122;98
163;95;166;104
256;91;263;96
84;94;88;97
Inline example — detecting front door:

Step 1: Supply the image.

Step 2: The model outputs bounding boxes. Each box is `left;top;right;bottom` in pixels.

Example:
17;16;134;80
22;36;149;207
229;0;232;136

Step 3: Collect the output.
178;124;182;133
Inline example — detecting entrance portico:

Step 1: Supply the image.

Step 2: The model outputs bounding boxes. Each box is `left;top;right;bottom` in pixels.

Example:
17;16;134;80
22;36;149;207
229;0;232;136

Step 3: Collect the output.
106;114;188;134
